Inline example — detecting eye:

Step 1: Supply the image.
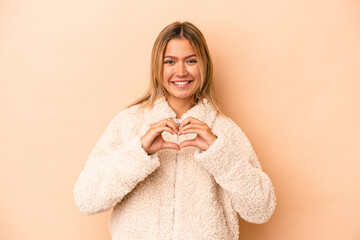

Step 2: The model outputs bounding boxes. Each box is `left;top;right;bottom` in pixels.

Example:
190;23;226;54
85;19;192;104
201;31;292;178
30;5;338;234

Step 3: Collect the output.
164;60;175;64
187;59;197;64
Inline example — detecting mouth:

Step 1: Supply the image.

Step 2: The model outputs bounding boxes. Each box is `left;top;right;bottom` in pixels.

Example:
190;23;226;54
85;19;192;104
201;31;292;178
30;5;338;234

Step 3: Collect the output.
171;80;193;88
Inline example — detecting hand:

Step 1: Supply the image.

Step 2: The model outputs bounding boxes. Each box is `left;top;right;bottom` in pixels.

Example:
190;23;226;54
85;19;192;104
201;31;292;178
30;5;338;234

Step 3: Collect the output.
141;118;180;154
178;117;217;151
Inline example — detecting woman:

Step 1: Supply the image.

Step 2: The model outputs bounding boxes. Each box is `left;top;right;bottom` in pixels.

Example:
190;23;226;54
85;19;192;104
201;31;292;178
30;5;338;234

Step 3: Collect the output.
73;21;276;240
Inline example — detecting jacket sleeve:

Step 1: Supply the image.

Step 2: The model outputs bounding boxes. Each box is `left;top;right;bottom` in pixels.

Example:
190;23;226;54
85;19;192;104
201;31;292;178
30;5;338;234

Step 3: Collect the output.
194;115;276;224
73;110;160;215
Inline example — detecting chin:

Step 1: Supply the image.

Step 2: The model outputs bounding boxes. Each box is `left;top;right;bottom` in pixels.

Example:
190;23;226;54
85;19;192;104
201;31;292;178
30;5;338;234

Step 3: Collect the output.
173;92;194;98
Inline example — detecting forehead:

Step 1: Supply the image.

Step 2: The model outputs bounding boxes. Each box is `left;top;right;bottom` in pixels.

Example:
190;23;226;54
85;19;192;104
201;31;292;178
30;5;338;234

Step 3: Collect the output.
164;38;196;57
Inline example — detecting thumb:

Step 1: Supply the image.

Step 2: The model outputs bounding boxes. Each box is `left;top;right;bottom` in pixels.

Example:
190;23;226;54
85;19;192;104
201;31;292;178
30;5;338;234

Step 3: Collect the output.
179;139;197;149
162;141;180;151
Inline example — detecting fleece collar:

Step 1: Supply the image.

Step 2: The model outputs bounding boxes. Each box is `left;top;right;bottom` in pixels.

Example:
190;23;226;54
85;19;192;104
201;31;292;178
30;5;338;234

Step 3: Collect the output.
142;96;218;129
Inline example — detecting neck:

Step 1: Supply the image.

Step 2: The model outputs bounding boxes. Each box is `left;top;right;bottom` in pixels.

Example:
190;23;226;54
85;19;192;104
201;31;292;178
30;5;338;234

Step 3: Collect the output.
166;94;194;119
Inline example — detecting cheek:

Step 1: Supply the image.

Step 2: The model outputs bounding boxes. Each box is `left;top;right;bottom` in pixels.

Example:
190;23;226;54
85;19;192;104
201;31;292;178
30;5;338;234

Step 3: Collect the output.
190;66;201;81
163;67;173;81
193;67;202;89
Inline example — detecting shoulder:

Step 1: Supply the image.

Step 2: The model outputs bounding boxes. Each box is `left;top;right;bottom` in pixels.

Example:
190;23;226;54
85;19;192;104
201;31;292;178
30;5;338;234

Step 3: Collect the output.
106;103;146;136
112;103;145;123
212;113;250;141
213;113;239;131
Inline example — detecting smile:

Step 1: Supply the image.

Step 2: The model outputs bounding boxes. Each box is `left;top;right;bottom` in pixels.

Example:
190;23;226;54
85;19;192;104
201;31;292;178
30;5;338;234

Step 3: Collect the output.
171;80;193;88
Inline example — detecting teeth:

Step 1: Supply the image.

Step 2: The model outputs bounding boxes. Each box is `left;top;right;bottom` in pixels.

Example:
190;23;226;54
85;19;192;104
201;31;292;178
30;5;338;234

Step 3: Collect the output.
174;81;190;85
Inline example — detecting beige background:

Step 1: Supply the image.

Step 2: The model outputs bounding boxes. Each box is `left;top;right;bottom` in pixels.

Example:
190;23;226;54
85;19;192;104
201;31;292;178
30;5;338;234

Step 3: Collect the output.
1;0;359;239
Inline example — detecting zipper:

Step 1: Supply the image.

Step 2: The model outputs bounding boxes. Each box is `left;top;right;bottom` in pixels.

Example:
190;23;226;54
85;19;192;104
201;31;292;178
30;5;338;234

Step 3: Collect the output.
172;118;180;239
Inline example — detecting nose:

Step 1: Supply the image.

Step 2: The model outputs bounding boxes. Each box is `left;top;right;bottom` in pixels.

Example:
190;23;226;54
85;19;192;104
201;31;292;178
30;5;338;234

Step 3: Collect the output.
176;62;187;77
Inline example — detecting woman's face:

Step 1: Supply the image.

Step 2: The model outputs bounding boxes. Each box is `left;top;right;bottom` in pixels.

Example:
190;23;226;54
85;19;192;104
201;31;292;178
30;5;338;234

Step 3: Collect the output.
162;38;201;104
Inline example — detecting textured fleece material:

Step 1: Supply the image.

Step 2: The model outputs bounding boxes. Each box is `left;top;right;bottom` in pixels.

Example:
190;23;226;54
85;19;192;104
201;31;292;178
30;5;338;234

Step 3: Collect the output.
73;96;276;240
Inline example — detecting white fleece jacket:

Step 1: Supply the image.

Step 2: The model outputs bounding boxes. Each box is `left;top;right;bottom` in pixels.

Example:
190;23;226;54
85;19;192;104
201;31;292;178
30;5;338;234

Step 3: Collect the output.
73;96;276;240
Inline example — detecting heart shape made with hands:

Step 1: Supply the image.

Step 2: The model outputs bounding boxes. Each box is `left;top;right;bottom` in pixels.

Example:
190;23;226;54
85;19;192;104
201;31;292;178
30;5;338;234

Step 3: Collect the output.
160;126;216;151
142;117;217;154
161;130;195;144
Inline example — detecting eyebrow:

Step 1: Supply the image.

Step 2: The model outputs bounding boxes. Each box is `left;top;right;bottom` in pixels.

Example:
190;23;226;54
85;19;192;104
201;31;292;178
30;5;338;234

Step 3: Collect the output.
163;54;197;59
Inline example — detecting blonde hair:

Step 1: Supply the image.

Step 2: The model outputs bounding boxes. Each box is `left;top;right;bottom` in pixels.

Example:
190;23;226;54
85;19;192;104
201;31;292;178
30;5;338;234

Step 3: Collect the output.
127;21;223;115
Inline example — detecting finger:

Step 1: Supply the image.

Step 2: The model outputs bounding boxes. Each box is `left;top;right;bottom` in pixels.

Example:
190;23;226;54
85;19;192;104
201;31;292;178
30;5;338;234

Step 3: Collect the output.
179;117;203;130
152;126;176;135
179;127;204;136
154;118;179;133
162;142;180;150
179;123;204;132
168;118;179;126
165;118;180;133
179;139;197;149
